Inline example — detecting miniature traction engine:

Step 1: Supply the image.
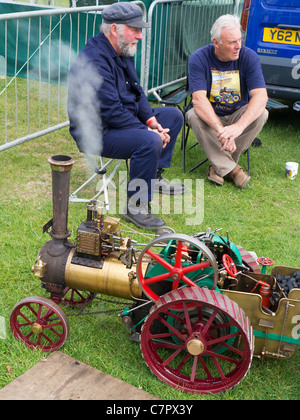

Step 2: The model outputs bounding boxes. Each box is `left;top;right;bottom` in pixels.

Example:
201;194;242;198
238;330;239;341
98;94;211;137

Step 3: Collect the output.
10;155;300;395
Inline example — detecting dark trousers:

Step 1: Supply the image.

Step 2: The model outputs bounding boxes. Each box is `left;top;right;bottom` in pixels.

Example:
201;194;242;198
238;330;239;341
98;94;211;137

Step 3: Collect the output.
101;107;183;202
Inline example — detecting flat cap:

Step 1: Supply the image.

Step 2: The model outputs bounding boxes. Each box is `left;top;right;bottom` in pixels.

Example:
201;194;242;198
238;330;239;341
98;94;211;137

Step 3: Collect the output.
101;2;150;28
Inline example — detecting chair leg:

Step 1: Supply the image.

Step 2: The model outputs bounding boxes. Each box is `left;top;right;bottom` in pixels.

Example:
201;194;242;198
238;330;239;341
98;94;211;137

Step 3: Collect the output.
182;124;210;174
181;126;186;173
93;158;121;211
247;148;251;175
188;141;198;151
69;156;121;212
69;172;99;201
182;125;190;173
189;157;208;173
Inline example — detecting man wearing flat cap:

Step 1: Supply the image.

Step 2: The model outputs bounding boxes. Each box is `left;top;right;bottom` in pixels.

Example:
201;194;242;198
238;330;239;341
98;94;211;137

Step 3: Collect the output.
68;2;184;230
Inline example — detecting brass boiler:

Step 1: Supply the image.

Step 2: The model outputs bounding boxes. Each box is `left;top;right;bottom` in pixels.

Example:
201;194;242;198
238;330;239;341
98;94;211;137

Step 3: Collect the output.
64;249;144;300
34;155;144;302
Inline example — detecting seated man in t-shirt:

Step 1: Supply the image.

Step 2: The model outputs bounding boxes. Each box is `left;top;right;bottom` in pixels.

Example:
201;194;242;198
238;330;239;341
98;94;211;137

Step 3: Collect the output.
186;14;269;188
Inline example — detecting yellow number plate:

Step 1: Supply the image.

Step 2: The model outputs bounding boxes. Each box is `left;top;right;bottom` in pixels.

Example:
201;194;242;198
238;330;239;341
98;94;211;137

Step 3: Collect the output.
263;27;300;46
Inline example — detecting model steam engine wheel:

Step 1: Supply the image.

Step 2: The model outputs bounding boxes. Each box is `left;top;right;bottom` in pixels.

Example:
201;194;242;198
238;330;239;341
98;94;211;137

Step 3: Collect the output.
10;296;69;352
136;234;219;302
140;286;254;394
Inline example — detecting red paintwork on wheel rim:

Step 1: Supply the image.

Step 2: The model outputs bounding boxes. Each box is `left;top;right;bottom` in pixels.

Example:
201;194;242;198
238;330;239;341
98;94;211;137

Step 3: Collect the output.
140;287;253;394
10;296;69;352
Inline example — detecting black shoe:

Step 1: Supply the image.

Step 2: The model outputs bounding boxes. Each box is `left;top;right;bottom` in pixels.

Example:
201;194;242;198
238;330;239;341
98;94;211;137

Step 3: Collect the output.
122;200;165;230
154;169;186;195
251;137;262;147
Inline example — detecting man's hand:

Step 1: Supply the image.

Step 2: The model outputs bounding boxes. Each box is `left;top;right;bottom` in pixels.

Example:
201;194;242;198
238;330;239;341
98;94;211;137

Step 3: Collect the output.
217;122;244;142
219;137;237;153
146;117;171;148
152;127;170;148
217;122;244;154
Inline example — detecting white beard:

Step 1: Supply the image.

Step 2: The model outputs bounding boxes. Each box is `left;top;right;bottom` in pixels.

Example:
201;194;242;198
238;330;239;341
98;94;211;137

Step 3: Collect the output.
116;27;138;57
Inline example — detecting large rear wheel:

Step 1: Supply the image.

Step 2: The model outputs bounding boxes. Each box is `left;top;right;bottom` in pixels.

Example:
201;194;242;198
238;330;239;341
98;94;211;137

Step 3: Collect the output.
140;286;253;394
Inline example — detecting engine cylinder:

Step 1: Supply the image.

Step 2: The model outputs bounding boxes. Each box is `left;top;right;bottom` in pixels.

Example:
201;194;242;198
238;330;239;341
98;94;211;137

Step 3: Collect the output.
64;249;145;300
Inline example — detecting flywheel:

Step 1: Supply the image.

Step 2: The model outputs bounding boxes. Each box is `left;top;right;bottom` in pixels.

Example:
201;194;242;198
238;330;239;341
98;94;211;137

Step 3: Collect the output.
137;233;218;302
140;286;254;394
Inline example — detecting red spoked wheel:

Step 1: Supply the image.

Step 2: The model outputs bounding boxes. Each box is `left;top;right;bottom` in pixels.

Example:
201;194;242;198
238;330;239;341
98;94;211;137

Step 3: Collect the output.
51;288;96;308
10;296;69;352
222;254;238;277
137;234;218;302
257;257;274;274
257;257;274;267
141;286;253;394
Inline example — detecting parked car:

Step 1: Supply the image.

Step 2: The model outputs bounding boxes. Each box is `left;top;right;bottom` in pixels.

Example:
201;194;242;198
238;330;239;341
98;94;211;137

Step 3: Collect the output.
241;0;300;111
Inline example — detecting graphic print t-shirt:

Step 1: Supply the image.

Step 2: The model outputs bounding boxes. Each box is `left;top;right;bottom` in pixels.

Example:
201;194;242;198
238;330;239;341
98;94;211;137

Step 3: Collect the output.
189;44;266;116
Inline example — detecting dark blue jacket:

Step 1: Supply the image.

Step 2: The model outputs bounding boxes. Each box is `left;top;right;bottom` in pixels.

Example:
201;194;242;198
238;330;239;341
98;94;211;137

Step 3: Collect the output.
68;32;153;154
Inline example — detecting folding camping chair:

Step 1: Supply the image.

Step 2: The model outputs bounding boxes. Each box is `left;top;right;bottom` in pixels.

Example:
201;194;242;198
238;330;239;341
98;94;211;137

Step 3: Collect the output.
69;154;123;212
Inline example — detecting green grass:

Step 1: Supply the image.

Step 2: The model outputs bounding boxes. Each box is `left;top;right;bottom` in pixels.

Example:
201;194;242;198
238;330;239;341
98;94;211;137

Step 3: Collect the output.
0;103;300;400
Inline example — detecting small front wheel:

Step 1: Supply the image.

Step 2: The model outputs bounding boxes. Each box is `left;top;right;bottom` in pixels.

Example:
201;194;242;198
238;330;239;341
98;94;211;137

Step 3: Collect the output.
10;296;69;352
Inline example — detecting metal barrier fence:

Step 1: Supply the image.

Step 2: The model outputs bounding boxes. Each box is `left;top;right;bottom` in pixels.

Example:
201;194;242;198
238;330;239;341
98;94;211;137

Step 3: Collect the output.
0;2;146;151
145;0;241;100
0;0;241;152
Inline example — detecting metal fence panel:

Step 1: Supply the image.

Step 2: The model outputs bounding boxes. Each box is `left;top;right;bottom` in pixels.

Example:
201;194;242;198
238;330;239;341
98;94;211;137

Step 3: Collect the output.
0;0;241;151
145;0;241;99
0;2;146;151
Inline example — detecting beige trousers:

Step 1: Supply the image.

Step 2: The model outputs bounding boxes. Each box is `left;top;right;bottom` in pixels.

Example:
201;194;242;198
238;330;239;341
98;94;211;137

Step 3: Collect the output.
186;105;269;177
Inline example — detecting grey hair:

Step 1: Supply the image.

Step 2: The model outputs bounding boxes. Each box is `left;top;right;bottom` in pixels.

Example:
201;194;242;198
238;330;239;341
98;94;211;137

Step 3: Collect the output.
210;14;241;43
100;22;125;35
